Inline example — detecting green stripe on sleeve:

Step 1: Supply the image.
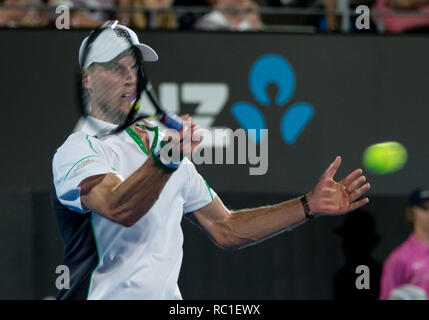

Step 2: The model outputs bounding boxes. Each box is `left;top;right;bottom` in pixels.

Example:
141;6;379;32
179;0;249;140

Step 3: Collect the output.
63;155;99;182
202;178;214;201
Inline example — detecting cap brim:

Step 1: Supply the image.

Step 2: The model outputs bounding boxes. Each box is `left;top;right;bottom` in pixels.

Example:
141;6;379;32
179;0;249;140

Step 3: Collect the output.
136;43;158;62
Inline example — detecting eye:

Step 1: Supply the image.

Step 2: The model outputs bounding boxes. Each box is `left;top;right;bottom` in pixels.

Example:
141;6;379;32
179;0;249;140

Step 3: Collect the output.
110;64;127;74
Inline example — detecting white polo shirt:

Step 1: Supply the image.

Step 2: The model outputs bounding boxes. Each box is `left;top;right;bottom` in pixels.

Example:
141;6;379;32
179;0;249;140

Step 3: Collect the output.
52;116;217;300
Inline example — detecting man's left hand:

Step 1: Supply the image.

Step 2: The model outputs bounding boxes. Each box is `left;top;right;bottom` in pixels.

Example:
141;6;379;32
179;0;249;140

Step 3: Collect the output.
307;156;370;216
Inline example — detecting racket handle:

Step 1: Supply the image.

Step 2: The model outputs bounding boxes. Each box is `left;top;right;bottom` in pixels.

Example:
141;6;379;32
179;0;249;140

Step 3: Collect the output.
161;112;183;131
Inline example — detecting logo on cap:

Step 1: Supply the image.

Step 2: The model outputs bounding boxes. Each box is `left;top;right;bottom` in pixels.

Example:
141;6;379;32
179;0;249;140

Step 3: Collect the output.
114;28;131;40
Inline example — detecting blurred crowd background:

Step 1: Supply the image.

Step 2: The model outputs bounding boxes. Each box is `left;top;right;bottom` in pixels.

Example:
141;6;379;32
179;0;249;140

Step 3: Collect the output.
1;0;429;33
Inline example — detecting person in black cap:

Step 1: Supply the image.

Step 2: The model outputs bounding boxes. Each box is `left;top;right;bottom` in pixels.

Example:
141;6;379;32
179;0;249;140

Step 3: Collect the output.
379;187;429;300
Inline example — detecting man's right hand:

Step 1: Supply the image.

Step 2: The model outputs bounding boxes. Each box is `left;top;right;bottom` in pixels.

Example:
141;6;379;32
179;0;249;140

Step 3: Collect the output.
160;114;203;162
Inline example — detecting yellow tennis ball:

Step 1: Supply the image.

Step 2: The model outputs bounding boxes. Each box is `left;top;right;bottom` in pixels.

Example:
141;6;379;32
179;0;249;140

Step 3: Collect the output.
363;141;407;174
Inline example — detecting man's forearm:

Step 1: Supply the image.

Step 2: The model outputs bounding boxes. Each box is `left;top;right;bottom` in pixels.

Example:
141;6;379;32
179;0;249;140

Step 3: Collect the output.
222;196;308;250
109;159;172;226
81;158;172;227
194;156;369;250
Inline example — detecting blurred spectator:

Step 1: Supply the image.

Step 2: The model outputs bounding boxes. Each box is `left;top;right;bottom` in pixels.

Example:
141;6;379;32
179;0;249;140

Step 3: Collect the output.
373;0;429;33
324;0;338;31
266;0;321;31
174;0;212;30
48;0;131;28
379;188;429;300
0;0;47;27
132;0;176;29
195;0;264;31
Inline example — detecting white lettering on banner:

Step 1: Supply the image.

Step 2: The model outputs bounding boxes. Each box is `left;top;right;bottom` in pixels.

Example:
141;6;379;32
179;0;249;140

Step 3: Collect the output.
146;83;231;148
164;127;269;175
182;83;228;114
159;83;179;114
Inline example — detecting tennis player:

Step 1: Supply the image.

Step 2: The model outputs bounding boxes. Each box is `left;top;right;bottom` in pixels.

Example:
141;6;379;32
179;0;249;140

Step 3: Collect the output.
51;24;371;300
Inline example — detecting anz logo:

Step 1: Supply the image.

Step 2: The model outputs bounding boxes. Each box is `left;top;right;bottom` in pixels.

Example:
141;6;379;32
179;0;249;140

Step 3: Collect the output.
153;83;229;148
150;54;313;147
232;54;314;144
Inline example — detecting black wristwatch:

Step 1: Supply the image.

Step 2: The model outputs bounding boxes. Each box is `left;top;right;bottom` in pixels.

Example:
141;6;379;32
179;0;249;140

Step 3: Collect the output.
300;195;314;220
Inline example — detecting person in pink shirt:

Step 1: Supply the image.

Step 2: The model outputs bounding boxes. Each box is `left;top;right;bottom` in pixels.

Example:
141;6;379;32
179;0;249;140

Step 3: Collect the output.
374;0;429;33
379;187;429;300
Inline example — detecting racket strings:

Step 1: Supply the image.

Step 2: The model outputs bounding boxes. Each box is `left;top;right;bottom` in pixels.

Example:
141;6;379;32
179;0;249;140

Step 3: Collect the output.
80;22;143;135
78;20;183;138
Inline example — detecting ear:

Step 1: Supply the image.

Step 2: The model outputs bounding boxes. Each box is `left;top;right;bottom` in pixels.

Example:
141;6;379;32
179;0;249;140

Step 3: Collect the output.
405;207;415;224
82;69;93;93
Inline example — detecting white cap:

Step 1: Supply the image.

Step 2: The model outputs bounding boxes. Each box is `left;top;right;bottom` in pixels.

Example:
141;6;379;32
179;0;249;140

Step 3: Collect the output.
78;24;158;68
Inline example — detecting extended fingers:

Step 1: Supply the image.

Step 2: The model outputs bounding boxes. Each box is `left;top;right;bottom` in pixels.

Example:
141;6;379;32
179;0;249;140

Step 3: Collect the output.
349;182;371;202
322;196;369;215
346;175;366;193
348;197;370;212
341;168;363;188
323;156;342;180
318;178;370;215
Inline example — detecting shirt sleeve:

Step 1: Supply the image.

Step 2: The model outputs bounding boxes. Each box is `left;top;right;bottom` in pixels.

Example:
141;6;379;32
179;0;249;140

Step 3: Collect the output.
182;158;217;215
379;251;407;300
52;133;115;214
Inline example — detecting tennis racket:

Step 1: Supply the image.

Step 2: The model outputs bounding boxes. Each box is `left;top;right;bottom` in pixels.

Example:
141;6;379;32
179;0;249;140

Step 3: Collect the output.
77;20;183;137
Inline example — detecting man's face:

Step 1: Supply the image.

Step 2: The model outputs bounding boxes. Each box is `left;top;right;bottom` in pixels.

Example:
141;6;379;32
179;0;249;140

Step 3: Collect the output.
84;54;138;124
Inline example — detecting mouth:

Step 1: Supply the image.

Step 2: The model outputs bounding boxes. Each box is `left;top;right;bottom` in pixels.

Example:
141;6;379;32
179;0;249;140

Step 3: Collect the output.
120;92;137;102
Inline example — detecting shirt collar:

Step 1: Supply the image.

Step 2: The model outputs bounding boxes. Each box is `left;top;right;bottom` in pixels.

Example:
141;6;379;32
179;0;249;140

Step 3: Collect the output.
409;233;429;251
80;116;118;137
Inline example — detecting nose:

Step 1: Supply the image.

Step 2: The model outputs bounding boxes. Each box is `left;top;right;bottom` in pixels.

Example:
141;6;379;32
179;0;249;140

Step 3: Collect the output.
124;66;137;87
